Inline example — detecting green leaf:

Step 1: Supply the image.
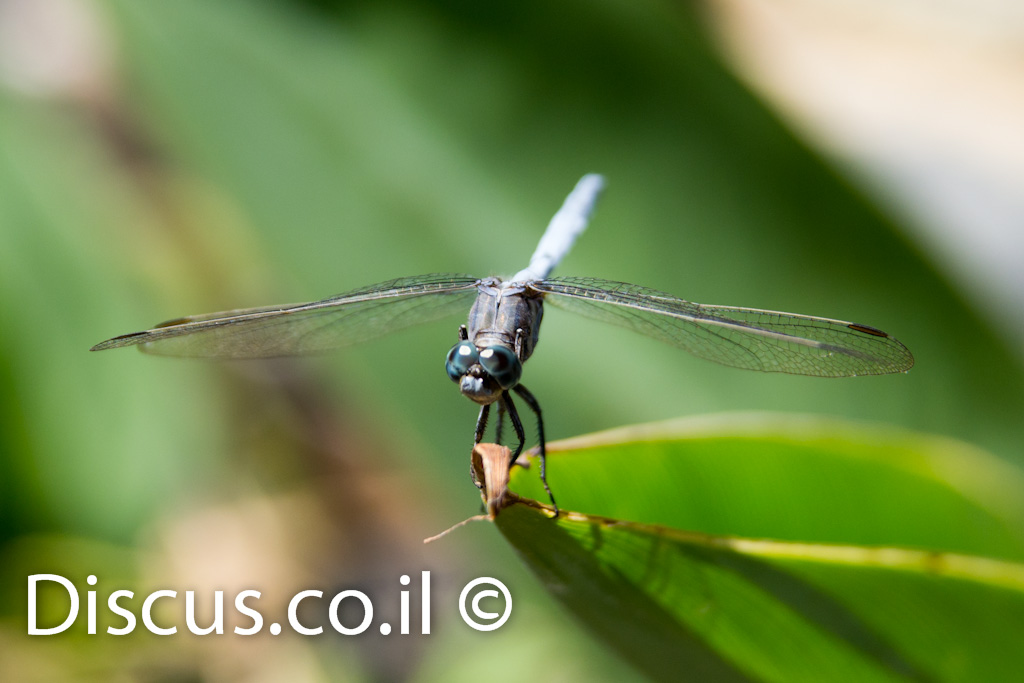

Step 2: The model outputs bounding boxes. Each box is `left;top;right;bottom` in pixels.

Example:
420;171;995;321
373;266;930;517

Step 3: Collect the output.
496;415;1024;682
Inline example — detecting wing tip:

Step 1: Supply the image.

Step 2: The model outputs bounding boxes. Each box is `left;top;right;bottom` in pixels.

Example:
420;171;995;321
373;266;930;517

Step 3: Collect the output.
847;322;915;374
90;331;148;352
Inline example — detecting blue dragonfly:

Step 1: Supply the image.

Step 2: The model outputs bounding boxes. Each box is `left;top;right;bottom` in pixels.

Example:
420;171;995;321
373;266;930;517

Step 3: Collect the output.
92;175;914;511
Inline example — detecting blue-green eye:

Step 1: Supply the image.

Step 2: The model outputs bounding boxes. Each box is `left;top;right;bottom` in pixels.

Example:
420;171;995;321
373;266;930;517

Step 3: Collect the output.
479;346;522;389
445;341;479;382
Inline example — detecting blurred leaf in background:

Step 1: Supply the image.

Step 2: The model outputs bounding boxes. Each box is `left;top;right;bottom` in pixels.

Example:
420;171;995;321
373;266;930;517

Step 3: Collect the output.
0;0;1021;680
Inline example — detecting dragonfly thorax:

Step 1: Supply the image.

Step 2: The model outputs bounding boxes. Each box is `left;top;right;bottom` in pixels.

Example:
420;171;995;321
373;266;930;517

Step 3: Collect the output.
466;278;544;363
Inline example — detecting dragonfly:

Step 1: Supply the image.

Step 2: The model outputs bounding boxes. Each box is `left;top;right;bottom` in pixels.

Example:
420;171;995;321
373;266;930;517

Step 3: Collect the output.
92;175;914;512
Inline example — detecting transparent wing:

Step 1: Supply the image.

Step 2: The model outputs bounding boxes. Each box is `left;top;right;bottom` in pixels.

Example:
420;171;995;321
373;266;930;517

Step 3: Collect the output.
532;277;914;377
91;274;482;358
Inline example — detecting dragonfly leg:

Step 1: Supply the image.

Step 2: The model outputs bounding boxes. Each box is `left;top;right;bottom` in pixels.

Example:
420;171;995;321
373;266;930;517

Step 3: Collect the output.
504;386;558;515
474;402;491;444
457;324;468;342
501;390;526;462
494;402;506;446
512;384;557;515
471;403;491;490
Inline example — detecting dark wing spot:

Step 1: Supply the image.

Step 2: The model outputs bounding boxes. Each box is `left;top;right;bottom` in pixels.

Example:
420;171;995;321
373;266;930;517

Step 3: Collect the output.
848;323;888;337
111;331;148;341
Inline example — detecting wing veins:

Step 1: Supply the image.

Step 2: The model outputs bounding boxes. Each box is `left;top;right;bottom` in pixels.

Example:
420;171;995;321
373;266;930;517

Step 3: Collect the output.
91;274;481;357
533;276;912;376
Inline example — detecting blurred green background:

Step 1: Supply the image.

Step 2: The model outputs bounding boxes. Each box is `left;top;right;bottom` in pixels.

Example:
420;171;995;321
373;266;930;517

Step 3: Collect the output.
1;0;1021;681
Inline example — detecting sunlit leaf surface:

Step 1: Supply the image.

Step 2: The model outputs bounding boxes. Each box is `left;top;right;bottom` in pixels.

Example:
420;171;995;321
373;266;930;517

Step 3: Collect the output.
500;416;1024;682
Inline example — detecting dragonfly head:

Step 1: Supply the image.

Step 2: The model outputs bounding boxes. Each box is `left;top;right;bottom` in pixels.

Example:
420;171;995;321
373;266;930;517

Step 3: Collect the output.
446;341;522;404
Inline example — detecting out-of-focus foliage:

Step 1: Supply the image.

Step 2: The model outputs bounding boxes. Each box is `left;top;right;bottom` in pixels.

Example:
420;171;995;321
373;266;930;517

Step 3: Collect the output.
1;0;1021;680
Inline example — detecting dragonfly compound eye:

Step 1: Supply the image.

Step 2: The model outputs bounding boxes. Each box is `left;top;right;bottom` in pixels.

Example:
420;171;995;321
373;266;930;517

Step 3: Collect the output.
445;341;479;382
479;346;522;390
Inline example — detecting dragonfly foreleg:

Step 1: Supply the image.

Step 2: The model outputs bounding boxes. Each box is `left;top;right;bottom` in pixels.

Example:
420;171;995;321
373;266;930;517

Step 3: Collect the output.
501;390;526;464
471;403;492;490
494;402;506;446
512;384;557;515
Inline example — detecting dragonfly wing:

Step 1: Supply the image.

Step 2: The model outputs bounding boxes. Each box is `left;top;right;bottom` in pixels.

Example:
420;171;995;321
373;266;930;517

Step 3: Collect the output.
91;274;482;358
532;277;914;377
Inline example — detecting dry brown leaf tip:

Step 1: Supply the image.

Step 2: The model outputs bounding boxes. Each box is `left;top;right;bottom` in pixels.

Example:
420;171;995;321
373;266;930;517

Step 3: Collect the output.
423;443;520;544
471;443;519;517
